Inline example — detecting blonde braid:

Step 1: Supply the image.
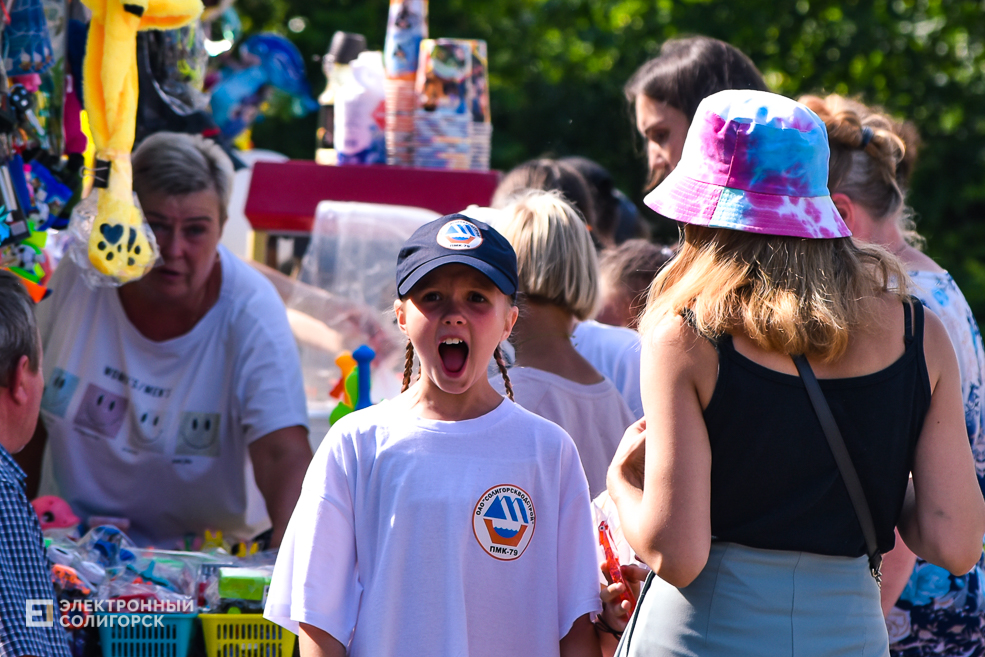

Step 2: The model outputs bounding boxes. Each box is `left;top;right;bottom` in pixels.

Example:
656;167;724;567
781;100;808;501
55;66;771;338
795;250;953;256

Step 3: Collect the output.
401;340;415;392
494;346;514;401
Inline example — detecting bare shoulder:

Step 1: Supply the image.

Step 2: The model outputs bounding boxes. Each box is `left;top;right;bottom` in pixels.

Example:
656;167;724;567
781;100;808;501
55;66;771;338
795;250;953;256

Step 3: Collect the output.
643;313;717;363
920;303;956;387
641;313;719;403
900;246;946;274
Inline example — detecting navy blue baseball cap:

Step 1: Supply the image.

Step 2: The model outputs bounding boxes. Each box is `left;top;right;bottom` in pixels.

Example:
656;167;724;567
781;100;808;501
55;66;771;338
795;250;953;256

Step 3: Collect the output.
396;214;519;297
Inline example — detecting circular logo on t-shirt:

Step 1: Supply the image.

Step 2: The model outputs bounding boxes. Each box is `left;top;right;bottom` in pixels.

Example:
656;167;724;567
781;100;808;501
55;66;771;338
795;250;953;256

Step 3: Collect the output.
472;484;535;561
437;219;483;250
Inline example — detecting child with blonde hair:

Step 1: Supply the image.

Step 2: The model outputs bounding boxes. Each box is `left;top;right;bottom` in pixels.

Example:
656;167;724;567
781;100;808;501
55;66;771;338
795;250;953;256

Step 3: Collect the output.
497;191;636;497
265;214;604;656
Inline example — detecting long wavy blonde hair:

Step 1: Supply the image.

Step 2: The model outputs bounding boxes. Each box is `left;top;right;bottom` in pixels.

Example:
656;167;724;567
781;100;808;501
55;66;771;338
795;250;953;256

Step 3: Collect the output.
638;225;909;361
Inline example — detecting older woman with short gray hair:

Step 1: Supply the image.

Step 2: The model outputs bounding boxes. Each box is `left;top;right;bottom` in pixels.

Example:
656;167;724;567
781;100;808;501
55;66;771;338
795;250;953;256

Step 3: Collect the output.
28;132;311;548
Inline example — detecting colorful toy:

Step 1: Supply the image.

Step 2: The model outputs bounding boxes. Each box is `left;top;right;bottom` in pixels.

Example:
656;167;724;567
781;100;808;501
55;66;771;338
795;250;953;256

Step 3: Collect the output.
129;560;173;589
3;0;54;75
328;351;357;406
81;0;203;282
8;272;49;302
328;367;359;425
201;529;228;552
217;567;269;601
599;520;636;614
328;345;376;425
6;221;48;283
353;345;376;410
52;564;93;631
78;525;137;569
207;33;317;139
328;345;378;424
232;541;259;558
32;495;81;531
30;162;74;230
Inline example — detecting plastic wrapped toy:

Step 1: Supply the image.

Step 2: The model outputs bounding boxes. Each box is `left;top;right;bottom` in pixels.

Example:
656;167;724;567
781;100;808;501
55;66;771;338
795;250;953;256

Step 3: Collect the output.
335;51;386;165
208;33;317;140
3;0;55;75
67;191;158;288
79;0;203;285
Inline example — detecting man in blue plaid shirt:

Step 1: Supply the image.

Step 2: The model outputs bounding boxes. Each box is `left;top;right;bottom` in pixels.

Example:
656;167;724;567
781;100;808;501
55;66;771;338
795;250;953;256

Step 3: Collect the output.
0;271;69;657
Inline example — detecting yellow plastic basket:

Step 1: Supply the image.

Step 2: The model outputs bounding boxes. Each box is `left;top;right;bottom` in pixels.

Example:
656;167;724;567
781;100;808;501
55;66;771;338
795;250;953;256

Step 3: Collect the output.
199;613;296;657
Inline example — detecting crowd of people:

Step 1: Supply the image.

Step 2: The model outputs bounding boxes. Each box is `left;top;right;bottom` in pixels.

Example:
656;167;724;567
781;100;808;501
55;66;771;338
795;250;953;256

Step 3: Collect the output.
1;33;984;657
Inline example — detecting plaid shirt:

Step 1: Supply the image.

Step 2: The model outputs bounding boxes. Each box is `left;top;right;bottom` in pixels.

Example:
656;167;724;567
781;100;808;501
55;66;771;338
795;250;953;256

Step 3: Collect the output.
0;445;70;657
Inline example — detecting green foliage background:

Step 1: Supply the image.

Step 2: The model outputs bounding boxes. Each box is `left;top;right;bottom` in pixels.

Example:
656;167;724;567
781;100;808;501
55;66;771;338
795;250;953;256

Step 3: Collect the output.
239;0;985;319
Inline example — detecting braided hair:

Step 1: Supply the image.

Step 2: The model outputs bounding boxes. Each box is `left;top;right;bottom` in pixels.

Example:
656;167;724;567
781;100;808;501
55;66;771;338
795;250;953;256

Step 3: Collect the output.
398;339;515;402
494;346;514;402
401;340;417;392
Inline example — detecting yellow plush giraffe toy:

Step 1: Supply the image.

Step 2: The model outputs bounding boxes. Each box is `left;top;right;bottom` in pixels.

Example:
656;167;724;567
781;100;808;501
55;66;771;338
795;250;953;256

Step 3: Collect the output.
82;0;203;281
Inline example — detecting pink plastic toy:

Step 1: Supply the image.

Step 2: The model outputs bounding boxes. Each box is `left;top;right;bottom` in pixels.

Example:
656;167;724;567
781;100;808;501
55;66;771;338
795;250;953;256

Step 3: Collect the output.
32;495;81;530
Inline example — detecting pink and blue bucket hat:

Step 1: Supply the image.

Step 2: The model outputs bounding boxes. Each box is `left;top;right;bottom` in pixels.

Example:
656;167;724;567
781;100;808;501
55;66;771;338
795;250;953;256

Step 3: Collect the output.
644;89;851;239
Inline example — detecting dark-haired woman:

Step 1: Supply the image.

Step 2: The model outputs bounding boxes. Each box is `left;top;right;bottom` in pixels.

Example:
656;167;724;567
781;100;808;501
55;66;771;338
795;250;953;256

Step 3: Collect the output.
625;36;769;190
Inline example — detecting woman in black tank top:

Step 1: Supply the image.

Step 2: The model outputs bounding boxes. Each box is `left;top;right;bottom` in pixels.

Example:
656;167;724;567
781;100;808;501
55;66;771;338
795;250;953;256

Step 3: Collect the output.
605;90;985;657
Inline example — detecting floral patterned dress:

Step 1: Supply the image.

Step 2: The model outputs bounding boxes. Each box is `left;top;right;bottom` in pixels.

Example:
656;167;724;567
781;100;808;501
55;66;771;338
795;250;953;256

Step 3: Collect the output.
888;270;985;656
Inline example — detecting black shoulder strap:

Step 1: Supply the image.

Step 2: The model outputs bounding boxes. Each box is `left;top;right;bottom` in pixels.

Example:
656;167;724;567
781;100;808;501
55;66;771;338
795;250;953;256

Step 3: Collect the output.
903;298;913;343
792;354;883;586
909;296;925;344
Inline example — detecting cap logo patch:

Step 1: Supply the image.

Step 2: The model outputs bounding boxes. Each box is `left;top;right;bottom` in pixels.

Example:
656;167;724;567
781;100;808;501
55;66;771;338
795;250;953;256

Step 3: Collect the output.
437;219;483;250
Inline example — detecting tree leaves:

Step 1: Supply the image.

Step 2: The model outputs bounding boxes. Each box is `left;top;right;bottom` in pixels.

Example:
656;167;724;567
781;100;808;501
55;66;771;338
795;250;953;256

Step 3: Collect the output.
242;0;985;318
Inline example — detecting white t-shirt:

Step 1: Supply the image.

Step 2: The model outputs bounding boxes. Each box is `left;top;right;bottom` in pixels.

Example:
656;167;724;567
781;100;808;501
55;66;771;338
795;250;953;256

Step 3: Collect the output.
36;245;308;546
496;367;636;498
571;320;644;420
264;399;601;656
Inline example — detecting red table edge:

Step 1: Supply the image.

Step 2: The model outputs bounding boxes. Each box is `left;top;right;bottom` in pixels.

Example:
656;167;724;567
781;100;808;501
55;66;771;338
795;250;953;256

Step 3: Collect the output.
244;161;501;234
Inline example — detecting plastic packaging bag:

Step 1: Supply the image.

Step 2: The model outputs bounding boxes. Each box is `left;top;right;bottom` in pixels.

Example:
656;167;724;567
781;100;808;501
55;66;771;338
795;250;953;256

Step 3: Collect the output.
67;193;160;288
335;52;386;165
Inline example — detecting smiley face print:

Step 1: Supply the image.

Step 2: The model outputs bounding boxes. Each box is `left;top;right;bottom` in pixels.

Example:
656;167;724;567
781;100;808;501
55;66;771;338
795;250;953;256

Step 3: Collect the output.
41;368;80;418
73;384;129;439
127;406;168;453
175;412;221;457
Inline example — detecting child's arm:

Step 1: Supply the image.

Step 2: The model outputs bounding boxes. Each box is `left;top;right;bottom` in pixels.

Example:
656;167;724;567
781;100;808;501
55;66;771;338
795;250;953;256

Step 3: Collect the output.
597;564;649;657
299;623;347;657
559;614;601;657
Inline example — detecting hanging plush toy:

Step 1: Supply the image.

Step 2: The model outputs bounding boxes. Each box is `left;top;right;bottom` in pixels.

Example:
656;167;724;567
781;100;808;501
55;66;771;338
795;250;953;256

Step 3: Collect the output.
81;0;203;282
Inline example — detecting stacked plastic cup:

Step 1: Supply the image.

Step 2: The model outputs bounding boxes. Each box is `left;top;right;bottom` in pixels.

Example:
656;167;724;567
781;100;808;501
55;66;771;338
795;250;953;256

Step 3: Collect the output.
383;0;428;166
413;39;473;170
469;40;491;171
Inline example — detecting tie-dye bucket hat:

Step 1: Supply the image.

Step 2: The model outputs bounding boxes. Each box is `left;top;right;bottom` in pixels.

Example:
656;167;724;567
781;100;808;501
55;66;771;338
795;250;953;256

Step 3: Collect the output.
643;89;850;239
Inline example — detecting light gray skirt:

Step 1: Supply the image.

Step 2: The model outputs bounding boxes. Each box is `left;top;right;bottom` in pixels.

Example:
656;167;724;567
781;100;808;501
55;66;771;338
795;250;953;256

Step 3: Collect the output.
615;542;889;657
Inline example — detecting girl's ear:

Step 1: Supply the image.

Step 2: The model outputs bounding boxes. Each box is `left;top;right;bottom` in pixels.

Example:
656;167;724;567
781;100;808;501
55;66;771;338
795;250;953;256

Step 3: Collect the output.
394;299;409;336
830;192;856;232
501;304;519;342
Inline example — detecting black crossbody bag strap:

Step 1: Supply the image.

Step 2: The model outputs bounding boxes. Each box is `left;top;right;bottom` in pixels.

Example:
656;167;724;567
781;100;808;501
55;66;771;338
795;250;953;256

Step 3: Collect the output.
792;354;883;587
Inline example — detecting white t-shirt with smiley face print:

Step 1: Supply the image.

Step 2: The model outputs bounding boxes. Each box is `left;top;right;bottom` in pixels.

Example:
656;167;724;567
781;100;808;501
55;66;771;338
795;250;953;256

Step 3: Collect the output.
35;245;308;546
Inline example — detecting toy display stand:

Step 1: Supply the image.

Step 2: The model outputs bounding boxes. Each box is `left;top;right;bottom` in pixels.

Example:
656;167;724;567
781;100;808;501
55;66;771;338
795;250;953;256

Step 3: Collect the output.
243;161;500;265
